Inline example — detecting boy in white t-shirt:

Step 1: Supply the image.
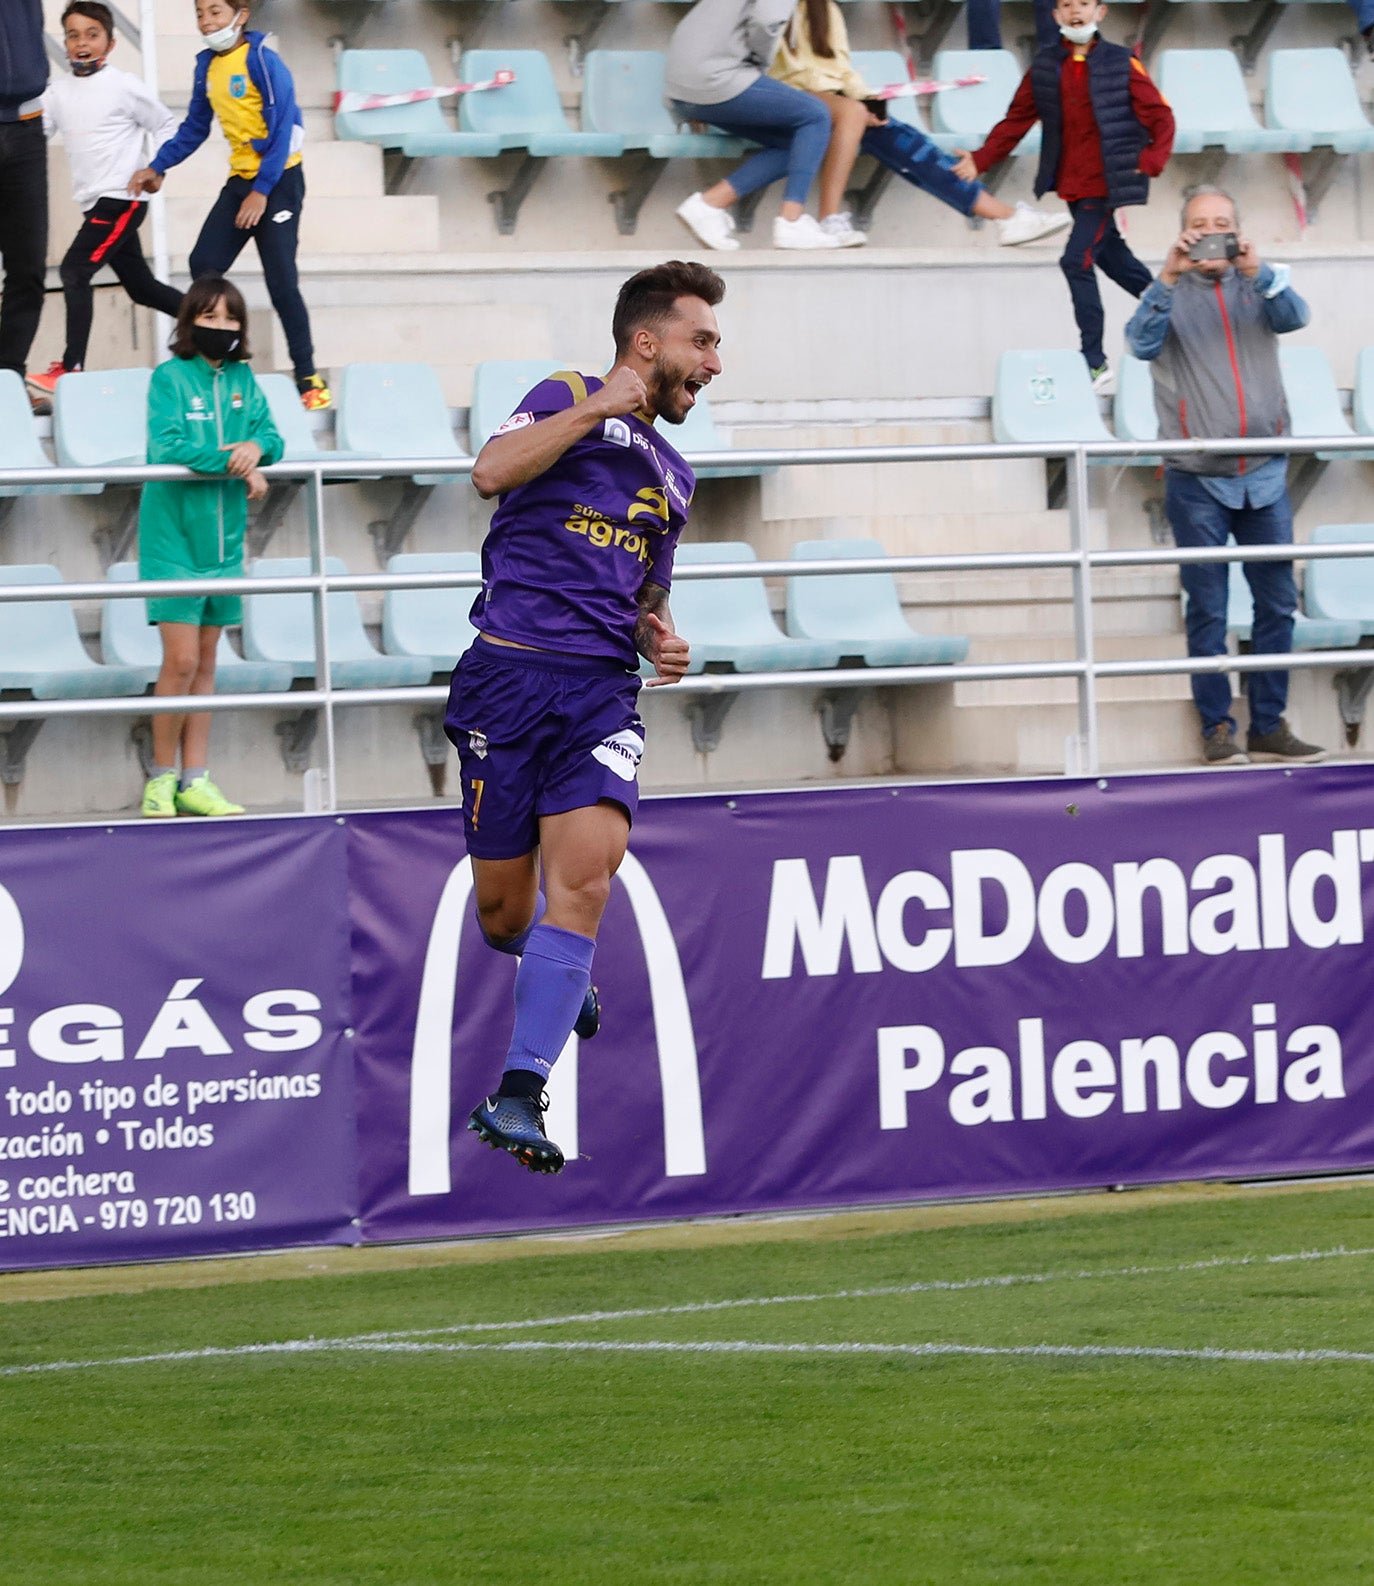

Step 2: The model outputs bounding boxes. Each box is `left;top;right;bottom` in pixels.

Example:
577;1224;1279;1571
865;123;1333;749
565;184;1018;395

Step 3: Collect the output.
30;1;183;397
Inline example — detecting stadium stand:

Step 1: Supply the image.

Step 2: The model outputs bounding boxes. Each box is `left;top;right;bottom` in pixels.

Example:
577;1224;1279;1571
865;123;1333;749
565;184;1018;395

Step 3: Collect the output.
929;48;1041;192
1156;49;1309;155
0;371;99;509
381;550;482;673
1218;552;1362;652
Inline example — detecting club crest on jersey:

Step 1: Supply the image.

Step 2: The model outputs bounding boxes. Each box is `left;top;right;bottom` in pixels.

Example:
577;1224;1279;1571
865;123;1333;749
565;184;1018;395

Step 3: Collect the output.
603;417;632;448
467;730;489;760
493;411;534;437
229;75;248;99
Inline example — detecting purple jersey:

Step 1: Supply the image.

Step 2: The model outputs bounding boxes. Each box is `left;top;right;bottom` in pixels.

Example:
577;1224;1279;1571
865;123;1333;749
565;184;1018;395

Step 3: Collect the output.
471;371;695;669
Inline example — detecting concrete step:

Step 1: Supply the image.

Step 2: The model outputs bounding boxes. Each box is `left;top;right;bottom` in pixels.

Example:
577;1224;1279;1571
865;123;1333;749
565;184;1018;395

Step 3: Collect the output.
157;138;388;201
164;191;440;261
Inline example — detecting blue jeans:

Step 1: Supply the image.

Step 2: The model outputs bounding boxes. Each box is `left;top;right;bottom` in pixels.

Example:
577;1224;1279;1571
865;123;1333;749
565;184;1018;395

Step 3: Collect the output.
672;76;831;206
1349;0;1374;33
969;0;1059;49
1165;469;1296;737
861;120;984;215
1060;198;1153;370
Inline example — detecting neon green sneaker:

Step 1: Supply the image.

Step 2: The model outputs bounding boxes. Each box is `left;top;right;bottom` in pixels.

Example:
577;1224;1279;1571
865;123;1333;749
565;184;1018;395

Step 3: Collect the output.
174;775;245;817
141;772;179;818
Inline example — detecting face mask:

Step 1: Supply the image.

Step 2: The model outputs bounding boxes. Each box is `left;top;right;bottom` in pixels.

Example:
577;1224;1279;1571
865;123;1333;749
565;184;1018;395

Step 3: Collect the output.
203;16;244;53
70;56;107;77
191;324;241;361
1059;21;1099;43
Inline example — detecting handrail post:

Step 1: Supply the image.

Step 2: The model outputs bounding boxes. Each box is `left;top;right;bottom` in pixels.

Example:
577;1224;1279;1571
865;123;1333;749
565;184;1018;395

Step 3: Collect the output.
306;465;338;810
1067;444;1100;776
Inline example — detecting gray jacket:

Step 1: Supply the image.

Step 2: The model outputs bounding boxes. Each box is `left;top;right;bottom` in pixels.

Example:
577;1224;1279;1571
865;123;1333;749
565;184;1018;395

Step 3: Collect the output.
665;0;797;106
1125;263;1310;477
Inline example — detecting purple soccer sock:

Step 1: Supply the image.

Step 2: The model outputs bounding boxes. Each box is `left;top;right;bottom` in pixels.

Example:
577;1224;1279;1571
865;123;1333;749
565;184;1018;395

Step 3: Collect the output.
502;924;596;1081
479;890;545;957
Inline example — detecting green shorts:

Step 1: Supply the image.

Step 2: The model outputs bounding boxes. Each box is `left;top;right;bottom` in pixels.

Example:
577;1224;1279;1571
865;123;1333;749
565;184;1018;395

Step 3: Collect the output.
146;592;243;628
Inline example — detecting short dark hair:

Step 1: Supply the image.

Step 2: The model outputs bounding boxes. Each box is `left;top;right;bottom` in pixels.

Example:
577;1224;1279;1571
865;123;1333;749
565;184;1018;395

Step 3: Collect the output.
169;276;252;361
612;261;725;355
62;2;115;37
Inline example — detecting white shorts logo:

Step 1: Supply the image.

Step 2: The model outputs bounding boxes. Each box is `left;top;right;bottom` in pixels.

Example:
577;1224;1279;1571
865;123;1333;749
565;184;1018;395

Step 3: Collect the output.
271;209;293;224
603;417;631;448
592;728;644;783
492;411;534;437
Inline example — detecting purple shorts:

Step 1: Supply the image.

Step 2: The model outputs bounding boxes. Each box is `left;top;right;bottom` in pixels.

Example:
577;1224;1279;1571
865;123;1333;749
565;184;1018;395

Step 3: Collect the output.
444;638;645;860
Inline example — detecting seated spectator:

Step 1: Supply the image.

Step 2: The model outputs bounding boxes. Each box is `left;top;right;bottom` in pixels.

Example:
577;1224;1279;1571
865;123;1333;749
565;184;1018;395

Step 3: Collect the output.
665;0;841;250
138;276;283;820
770;0;1070;247
31;3;184;399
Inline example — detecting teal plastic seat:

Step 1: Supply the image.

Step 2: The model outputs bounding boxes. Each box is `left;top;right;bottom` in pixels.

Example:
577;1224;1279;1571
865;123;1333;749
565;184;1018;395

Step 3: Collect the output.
254;373;377;468
469;359;562;453
243;556;434;688
1304;524;1374;634
670;542;842;673
786;539;969;667
930;50;1040;159
581;52;747;158
1156;51;1309;154
993;350;1112;445
53;367;151;491
334;50;503;157
334;363;468;486
0;371;100;498
1278;344;1365;461
1352;346;1374;436
459;50;625;155
382;551;481;672
850;51;959;149
1112;353;1162;467
1220;554;1361;651
0;565;147;699
1266;49;1374;153
101;564;295;692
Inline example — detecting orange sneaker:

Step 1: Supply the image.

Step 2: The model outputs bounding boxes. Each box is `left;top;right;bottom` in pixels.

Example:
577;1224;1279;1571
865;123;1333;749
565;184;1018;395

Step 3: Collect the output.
26;361;68;398
298;374;332;411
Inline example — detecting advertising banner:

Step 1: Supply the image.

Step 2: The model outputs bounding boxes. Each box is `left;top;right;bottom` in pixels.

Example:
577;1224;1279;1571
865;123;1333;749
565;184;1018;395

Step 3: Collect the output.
0;819;357;1269
350;767;1374;1242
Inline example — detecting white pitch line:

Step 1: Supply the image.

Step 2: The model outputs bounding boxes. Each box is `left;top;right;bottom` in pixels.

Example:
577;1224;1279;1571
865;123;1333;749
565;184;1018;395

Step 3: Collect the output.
2;1242;1371;1381
4;1335;1373;1378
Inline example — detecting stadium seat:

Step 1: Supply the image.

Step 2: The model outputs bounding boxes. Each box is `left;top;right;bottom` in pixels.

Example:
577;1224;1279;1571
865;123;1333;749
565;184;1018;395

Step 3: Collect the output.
334;50;504;188
929;51;1041;161
52;366;150;478
1352;346;1374;437
458;49;627;232
1303;524;1374;633
786;539;970;667
670;542;843;672
256;373;375;467
1219;553;1361;651
1111;354;1162;468
101;564;295;693
0;564;147;699
1265;50;1374;153
469;359;562;453
1155;51;1309;155
381;551;481;672
335;363;468;478
242;556;434;688
1278;344;1363;460
992;350;1113;446
0;371;99;501
851;51;944;140
581;51;748;232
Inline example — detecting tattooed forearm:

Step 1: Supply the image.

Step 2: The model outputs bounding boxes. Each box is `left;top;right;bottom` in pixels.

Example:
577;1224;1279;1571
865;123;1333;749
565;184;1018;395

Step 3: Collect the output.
634;581;670;659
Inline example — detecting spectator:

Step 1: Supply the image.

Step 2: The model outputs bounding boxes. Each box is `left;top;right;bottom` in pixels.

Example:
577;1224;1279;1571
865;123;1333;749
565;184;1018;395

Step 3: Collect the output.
138;275;284;819
1126;186;1325;767
0;0;49;413
665;0;842;250
770;0;1070;248
31;3;184;399
129;2;331;410
953;0;1173;392
967;0;1059;51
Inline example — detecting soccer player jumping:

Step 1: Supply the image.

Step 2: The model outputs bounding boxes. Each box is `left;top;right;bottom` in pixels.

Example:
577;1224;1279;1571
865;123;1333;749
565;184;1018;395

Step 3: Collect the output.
451;260;725;1175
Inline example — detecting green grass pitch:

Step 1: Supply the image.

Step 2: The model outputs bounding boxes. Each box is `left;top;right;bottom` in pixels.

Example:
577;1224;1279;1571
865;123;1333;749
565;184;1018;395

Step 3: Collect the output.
2;1183;1372;1584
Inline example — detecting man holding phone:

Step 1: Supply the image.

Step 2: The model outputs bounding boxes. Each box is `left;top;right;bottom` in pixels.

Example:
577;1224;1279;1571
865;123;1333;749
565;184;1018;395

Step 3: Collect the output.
1126;185;1325;767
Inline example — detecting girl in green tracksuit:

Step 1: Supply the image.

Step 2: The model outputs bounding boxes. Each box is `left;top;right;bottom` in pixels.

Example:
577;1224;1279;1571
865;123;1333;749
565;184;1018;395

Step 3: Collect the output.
139;274;283;818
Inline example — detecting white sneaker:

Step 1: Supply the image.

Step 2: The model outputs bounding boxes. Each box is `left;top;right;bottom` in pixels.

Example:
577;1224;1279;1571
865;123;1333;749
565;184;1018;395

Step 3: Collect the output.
1091;363;1116;395
997;201;1072;247
675;192;740;251
773;213;842;250
820;211;867;248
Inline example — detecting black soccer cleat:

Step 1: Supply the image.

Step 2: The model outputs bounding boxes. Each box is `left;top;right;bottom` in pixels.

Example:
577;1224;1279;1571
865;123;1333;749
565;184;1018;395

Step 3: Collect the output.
573;983;600;1041
468;1091;565;1175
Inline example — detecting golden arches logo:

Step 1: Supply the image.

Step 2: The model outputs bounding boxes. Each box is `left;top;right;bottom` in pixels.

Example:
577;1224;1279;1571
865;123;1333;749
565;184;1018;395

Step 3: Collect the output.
627;487;669;526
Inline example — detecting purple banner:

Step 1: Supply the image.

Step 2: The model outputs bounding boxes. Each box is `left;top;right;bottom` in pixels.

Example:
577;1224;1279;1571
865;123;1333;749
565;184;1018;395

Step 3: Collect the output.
0;820;356;1268
349;767;1374;1242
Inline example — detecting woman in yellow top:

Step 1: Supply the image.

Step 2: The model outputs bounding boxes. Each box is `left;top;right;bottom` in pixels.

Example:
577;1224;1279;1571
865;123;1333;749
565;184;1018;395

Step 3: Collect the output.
770;0;1069;248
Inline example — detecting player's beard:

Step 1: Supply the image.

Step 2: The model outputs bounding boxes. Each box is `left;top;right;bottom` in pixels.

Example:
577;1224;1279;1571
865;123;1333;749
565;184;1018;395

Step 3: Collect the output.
648;357;691;426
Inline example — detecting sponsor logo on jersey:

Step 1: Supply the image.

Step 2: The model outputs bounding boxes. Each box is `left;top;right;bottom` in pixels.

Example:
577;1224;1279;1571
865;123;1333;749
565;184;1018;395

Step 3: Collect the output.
603;417;632;448
591;728;644;783
627;486;669;526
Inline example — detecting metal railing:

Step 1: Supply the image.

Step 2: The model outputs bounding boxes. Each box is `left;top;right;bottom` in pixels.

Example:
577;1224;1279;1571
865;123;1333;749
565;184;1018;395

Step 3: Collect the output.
3;432;1374;805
